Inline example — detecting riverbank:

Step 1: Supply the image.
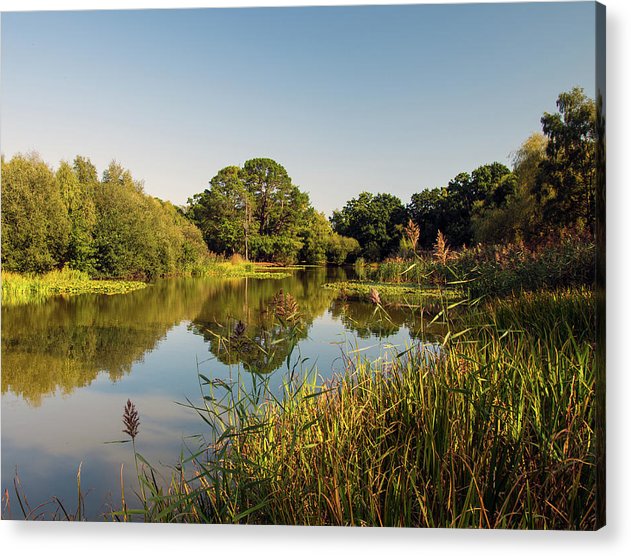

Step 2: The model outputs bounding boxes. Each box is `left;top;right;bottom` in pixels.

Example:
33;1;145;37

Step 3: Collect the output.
1;262;295;306
1;269;147;306
109;286;596;529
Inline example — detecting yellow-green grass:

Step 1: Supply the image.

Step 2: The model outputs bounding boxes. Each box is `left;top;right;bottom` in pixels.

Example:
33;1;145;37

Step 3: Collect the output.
323;280;462;305
1;269;147;306
200;261;292;280
115;288;596;529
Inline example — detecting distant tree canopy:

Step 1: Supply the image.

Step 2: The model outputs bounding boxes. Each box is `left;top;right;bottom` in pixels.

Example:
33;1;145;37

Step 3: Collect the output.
1;154;208;278
534;86;596;233
1;154;71;273
186;158;359;265
407;162;515;249
408;87;596;249
1;88;596;275
331;192;407;261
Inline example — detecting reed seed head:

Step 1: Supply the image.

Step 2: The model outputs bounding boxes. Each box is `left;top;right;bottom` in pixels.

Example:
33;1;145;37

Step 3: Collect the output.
404;219;420;251
272;289;300;322
122;399;140;440
369;287;381;306
434;230;451;265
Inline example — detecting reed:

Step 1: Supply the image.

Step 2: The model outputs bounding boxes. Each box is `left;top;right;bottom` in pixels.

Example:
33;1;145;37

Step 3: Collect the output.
1;268;146;305
356;234;595;299
119;287;596;528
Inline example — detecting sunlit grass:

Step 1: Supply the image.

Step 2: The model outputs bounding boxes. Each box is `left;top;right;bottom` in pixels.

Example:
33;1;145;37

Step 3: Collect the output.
323;280;462;304
112;287;596;529
1;269;147;306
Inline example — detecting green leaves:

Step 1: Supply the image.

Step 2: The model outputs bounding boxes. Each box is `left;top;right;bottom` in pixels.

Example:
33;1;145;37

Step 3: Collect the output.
331;192;407;261
1;153;209;279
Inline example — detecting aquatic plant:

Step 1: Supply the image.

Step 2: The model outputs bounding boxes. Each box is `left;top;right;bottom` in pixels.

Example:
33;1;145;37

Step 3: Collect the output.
108;287;596;529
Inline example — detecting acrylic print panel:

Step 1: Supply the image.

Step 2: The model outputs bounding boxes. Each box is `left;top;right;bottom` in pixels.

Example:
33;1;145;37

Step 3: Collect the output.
0;1;605;529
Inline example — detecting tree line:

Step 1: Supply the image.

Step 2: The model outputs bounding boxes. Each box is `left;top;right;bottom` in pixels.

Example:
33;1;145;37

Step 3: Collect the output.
185;158;359;265
332;86;597;260
1;155;208;278
1;86;596;275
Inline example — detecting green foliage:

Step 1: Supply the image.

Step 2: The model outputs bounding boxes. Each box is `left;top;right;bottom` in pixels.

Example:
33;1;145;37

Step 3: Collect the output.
408;163;514;249
187;159;308;263
535;87;596;232
325;233;360;265
187;159;357;265
186;166;249;256
407;88;596;249
1;154;209;280
470;88;596;246
1;154;71;272
331;192;407;260
57;160;98;273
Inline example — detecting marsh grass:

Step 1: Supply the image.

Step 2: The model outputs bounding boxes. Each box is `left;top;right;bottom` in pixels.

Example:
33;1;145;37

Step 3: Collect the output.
1;268;147;305
358;234;595;299
113;286;595;529
323;280;462;306
199;261;292;280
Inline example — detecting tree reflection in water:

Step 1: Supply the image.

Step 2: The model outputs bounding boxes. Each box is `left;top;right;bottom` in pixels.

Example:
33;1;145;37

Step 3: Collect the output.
2;267;439;405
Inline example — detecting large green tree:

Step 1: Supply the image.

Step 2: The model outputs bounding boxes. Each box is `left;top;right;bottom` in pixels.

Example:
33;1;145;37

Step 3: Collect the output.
1;154;71;272
331;192;406;261
188;159;318;264
534;86;596;232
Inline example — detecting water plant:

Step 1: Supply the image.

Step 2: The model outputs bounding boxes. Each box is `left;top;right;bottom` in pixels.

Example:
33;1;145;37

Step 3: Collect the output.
105;286;595;529
1;268;147;306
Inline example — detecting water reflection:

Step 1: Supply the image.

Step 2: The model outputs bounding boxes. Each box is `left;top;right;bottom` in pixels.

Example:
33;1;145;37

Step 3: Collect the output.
1;268;442;406
2;268;445;519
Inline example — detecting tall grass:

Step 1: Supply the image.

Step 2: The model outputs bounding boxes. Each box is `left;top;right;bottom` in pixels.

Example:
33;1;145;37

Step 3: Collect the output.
363;234;595;299
116;288;596;528
1;268;146;305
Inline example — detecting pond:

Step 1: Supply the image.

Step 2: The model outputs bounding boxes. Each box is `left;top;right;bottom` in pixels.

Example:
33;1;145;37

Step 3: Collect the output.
1;268;437;520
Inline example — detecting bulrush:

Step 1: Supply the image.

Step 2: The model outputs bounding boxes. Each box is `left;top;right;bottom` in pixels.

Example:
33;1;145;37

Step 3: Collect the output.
404;219;420;253
122;399;140;440
272;289;300;322
368;287;381;306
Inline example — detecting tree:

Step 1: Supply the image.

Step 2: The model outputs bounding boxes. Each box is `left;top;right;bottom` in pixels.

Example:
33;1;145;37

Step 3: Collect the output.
1;153;70;272
73;155;99;187
331;192;406;261
187;166;250;257
56;161;97;272
534;86;596;232
241;158;309;237
93;161;208;279
409;163;514;248
473;132;548;244
408;187;448;250
298;209;332;265
188;158;311;264
325;233;360;265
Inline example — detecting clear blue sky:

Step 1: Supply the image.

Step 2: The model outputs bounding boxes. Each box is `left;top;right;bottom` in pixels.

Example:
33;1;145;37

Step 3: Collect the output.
1;2;596;216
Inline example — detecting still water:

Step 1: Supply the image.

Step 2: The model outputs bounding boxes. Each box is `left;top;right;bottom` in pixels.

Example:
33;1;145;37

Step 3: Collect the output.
1;268;432;520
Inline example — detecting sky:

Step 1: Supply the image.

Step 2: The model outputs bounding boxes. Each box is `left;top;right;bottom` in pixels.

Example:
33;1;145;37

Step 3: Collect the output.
1;1;597;216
